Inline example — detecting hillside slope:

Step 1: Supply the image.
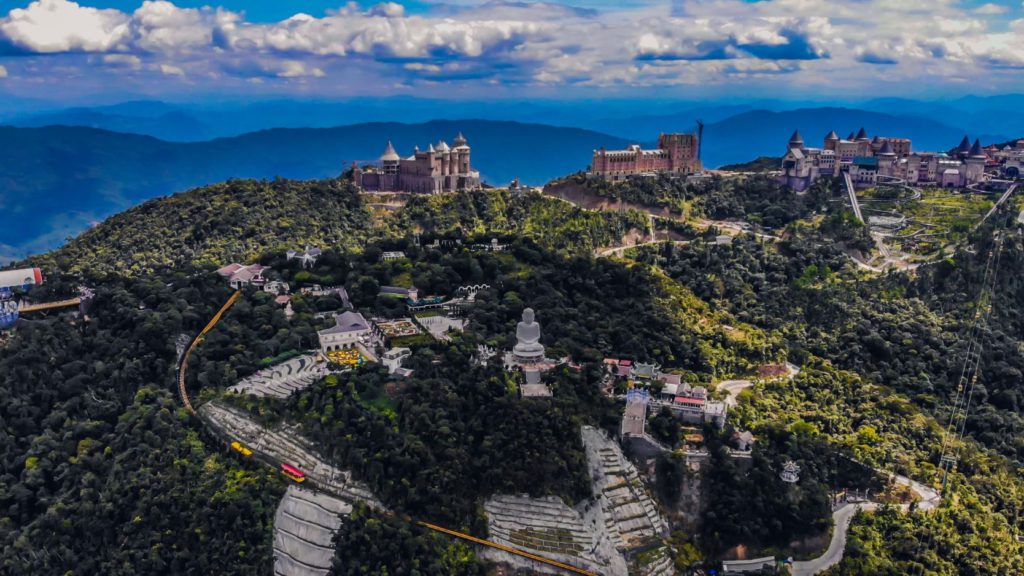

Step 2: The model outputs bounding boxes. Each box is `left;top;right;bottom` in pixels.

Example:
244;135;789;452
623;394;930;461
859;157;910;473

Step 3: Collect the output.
0;121;631;261
31;179;645;276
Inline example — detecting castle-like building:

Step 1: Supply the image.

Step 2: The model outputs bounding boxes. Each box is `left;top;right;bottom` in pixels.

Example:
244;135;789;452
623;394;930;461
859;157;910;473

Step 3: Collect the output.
589;133;701;181
354;132;481;194
781;128;987;190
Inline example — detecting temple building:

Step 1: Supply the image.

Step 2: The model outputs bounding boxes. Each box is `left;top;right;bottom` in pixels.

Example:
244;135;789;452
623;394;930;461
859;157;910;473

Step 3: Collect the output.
354;133;481;194
781;128;988;191
317;311;372;353
589;132;701;181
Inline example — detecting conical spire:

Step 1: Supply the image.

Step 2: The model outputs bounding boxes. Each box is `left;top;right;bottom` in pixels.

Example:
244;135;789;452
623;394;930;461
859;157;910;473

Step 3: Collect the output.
380;141;400;162
789;129;804;149
878;141;895;155
855;127;868;141
957;135;971;153
825;130;839;140
969;139;984;157
453;131;467;147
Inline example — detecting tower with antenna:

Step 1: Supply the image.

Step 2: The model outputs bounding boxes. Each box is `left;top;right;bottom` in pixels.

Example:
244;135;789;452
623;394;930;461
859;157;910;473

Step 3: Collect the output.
696;119;704;169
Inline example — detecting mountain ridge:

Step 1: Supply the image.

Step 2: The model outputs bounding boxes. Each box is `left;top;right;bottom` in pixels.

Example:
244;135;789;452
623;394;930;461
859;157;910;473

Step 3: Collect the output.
0;120;633;262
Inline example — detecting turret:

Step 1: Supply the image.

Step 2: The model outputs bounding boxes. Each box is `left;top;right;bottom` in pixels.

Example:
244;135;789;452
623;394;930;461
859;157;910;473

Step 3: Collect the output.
380;141;400;174
788;129;805;151
824;130;839;151
855;127;869;141
969;139;985;158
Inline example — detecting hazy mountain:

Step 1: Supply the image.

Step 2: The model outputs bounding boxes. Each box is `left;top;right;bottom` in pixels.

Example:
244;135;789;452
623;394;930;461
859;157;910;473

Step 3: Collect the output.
0;98;792;141
11;108;215;141
0;121;631;261
580;104;755;141
700;107;1010;167
861;95;1024;139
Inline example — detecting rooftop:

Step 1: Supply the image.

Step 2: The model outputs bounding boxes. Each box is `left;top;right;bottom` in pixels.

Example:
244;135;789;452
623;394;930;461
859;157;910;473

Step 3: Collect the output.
319;311;370;335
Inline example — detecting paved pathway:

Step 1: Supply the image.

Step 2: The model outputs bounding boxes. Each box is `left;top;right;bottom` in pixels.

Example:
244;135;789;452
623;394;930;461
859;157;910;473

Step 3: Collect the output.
716;363;800;408
792;502;877;576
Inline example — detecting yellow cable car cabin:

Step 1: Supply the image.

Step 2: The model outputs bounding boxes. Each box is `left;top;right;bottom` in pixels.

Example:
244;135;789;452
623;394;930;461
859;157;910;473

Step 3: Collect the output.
230;441;253;457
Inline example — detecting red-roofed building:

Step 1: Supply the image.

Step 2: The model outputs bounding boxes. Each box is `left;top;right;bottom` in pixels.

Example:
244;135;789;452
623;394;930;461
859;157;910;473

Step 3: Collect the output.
217;263;267;289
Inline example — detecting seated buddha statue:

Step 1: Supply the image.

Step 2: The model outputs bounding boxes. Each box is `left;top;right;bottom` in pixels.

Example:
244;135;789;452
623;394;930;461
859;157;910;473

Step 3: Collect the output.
513;308;545;361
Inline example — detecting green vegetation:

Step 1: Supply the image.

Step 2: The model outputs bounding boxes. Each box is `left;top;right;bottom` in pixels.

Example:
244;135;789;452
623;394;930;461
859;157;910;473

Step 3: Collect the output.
34;178;374;276
4;172;1023;574
856;186;994;258
551;171;834;230
626;209;1024;570
28;181;645;277
0;273;282;575
718;155;783;172
331;507;485;576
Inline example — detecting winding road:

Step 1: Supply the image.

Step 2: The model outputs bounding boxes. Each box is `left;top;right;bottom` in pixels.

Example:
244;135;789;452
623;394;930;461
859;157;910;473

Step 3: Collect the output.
714;363;940;575
791;503;877;576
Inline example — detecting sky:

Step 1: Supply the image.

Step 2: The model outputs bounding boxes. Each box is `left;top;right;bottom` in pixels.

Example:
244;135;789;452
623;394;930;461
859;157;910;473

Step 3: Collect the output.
0;0;1023;106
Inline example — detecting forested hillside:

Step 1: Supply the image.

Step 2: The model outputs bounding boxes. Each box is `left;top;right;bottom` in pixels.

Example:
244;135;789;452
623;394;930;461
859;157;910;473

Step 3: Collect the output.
2;174;1023;574
0;121;632;261
31;181;647;276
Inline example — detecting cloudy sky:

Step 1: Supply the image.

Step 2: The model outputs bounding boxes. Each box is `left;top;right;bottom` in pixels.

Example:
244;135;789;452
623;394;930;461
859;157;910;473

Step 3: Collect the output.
0;0;1022;104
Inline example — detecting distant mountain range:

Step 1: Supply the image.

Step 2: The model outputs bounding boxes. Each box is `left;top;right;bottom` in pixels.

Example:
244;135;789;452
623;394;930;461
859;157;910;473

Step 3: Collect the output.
0;121;632;262
6;94;1023;143
700;107;1009;167
1;97;1021;261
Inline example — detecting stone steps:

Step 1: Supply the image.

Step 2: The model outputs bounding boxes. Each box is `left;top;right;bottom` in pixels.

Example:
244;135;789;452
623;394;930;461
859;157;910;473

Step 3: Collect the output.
273;486;348;576
484;495;596;559
229;354;324;399
199;402;383;509
582;426;668;553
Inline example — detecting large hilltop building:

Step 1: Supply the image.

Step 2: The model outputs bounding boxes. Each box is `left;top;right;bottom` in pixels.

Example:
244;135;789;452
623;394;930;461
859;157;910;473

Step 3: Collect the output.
781;129;988;191
354;132;481;194
589;133;701;181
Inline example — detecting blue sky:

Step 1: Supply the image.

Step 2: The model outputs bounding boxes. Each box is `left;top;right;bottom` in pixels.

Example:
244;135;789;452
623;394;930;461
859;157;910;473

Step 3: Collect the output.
0;0;1022;106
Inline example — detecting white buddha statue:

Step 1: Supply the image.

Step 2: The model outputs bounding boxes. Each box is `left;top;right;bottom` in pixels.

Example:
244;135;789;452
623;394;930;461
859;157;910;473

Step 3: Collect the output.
513;308;545;361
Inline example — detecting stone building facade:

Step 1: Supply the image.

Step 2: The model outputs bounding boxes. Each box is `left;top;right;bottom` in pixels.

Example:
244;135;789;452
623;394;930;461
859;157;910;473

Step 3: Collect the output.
354;132;481;194
589;132;700;181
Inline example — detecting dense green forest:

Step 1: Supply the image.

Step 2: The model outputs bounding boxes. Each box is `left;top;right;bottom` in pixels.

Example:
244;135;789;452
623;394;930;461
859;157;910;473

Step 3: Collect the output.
3;173;1023;574
0;272;283;574
624;209;1024;572
33;180;648;277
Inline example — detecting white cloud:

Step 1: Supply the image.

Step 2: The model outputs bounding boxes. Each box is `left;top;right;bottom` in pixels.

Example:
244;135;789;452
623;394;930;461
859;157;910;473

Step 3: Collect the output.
278;60;325;78
1;0;129;52
129;1;215;52
974;3;1008;15
0;64;7;77
159;62;184;75
102;53;141;69
1;0;1023;92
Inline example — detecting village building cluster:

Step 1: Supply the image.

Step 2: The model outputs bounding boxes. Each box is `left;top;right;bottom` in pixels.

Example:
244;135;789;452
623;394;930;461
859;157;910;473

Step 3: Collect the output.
605;359;727;429
780;128;1012;191
353;133;481;194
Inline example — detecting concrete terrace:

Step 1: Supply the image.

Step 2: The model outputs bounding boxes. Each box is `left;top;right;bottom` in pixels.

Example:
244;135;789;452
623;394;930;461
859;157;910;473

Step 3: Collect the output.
199;401;381;507
274;486;351;576
228;354;326;399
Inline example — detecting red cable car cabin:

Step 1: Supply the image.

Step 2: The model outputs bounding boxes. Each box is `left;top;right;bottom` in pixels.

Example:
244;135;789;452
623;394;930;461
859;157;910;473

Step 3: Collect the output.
281;463;306;483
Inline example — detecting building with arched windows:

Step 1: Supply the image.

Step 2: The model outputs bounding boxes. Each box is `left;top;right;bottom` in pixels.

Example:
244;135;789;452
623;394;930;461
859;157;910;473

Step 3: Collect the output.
353;133;482;193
